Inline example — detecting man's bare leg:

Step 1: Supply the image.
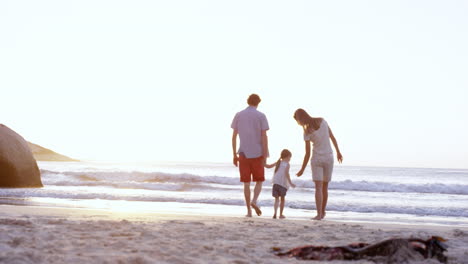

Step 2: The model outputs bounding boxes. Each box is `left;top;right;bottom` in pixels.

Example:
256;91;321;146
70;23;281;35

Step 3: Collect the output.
252;181;262;205
251;181;263;216
244;182;252;217
313;181;323;220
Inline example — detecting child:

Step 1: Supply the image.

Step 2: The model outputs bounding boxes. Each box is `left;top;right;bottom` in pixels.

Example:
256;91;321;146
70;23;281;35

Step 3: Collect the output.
265;149;296;219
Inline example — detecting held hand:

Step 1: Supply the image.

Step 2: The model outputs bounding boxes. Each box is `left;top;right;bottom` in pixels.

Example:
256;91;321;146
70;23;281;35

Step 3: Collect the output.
291;183;296;188
233;155;239;167
337;152;343;164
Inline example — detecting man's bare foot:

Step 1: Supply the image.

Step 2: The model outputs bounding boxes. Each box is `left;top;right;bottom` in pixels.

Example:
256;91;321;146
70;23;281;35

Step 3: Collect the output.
273;215;277;219
245;208;252;217
251;203;262;216
279;215;286;219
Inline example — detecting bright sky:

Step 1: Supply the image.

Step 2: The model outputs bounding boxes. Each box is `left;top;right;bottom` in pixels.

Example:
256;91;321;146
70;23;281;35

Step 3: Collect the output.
1;1;467;169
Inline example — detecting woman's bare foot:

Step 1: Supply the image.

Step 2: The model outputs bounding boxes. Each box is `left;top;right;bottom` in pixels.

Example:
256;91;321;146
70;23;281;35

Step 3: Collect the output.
312;215;322;220
279;215;286;219
245;214;252;217
273;215;277;219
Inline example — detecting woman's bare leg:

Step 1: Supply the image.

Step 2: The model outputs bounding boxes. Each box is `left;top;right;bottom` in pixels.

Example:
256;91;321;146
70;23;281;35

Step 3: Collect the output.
314;181;323;220
321;181;329;219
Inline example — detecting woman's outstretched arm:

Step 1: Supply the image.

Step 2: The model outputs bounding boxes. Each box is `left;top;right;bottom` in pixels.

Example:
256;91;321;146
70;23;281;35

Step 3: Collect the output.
328;127;343;164
296;141;311;177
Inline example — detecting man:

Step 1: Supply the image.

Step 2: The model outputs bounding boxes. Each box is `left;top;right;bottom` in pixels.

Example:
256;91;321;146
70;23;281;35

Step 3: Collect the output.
231;94;269;217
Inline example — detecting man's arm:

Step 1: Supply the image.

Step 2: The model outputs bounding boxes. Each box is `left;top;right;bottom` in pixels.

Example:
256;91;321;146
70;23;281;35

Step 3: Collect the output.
232;130;238;167
261;129;269;164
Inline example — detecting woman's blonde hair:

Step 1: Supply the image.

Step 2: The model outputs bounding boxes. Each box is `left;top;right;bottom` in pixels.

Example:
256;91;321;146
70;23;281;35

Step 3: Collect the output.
294;108;320;133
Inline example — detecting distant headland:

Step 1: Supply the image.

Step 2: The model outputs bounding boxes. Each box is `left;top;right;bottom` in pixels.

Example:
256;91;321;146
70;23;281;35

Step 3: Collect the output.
28;142;78;162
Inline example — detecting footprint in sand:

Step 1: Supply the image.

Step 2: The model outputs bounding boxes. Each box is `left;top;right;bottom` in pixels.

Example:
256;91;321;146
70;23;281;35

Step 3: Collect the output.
453;229;468;237
0;219;33;226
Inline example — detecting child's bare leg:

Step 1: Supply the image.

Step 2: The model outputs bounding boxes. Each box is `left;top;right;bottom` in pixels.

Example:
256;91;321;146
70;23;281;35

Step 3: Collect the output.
279;196;286;218
273;197;279;219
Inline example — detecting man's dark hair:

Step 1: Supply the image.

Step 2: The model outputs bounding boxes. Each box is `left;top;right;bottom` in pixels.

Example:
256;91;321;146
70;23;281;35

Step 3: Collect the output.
247;94;261;106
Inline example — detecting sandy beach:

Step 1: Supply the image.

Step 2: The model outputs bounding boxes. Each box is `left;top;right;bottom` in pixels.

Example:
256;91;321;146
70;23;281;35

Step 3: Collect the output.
1;204;467;264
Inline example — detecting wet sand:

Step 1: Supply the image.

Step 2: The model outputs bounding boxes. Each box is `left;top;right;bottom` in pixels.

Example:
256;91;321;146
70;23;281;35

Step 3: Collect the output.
1;205;467;264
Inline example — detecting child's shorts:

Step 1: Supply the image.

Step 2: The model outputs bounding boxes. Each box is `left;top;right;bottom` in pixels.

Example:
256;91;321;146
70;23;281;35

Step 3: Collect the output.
272;184;287;198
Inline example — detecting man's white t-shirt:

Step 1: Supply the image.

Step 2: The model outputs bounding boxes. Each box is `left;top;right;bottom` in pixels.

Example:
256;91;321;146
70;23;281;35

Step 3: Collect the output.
231;106;269;159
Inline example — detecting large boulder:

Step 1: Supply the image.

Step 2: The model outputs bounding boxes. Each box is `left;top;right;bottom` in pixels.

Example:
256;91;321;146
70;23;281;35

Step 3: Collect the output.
0;124;42;187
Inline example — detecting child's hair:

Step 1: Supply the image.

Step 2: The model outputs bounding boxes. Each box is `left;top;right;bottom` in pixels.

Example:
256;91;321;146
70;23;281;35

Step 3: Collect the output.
274;149;292;173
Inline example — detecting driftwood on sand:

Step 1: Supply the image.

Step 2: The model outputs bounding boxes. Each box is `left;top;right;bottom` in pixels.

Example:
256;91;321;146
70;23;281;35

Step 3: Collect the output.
274;236;448;263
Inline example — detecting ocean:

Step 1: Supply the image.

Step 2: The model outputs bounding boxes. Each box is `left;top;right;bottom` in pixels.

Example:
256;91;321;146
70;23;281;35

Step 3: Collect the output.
1;161;467;226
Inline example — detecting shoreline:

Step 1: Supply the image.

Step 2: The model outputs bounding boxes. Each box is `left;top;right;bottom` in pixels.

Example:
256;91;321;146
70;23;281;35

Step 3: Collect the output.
1;204;467;263
1;203;467;231
1;198;467;228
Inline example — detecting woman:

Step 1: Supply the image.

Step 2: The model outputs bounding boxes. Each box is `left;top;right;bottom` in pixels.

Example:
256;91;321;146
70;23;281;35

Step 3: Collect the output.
294;108;343;220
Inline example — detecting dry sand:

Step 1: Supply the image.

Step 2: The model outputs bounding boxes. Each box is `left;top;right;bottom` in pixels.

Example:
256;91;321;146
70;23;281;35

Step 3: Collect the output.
1;205;467;264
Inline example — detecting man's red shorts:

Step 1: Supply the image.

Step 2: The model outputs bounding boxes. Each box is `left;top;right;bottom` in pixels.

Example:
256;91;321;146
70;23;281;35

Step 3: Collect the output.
238;154;265;182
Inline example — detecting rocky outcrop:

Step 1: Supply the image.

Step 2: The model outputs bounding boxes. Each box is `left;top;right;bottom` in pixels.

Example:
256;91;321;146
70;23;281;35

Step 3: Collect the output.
28;142;78;162
0;124;42;187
